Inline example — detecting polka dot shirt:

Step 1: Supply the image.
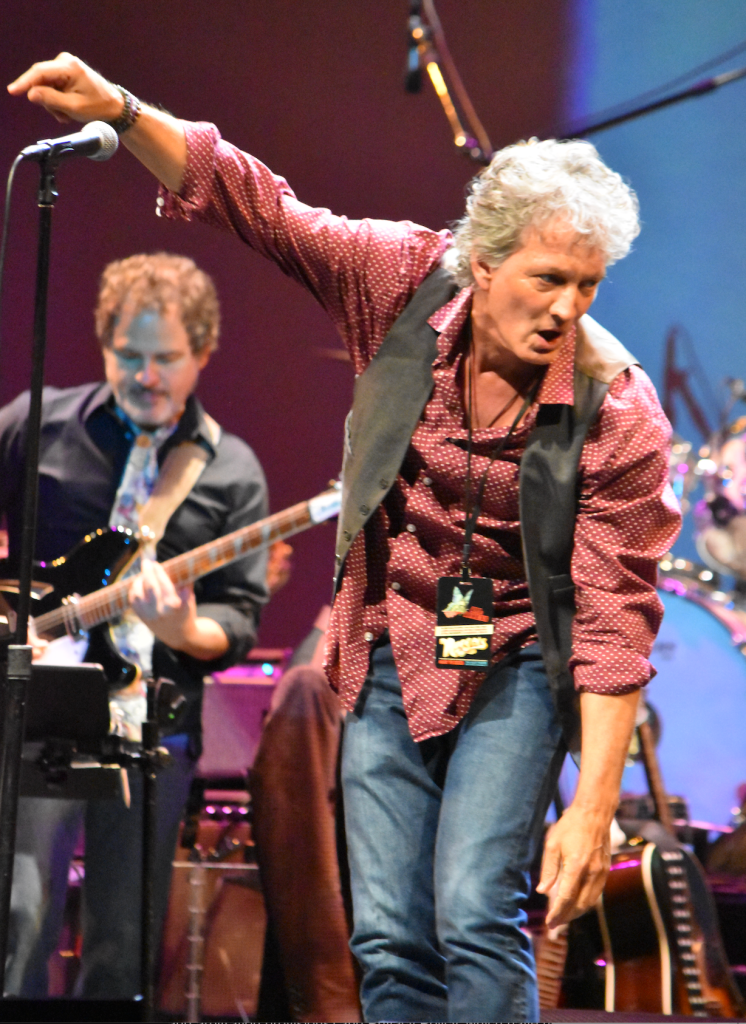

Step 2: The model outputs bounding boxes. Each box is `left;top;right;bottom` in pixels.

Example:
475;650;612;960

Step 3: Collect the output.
160;122;682;742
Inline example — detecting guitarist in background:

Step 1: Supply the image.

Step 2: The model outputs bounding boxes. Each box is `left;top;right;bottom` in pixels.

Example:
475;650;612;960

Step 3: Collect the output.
0;252;269;997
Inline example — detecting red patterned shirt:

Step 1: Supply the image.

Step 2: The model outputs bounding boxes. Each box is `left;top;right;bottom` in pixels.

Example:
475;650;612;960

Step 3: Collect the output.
160;122;681;741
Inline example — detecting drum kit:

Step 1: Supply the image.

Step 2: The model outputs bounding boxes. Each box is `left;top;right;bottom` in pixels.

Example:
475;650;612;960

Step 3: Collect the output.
649;421;746;830
539;414;746;1018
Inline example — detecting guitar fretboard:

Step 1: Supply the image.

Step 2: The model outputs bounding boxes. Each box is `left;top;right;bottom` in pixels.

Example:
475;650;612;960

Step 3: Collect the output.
33;494;328;637
637;709;709;1016
659;849;708;1017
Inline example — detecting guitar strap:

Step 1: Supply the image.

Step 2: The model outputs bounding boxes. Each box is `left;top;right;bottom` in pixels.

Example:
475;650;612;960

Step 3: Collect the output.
138;412;221;555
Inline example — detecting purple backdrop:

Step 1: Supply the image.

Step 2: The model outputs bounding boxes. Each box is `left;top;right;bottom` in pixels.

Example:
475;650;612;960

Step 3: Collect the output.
0;1;569;648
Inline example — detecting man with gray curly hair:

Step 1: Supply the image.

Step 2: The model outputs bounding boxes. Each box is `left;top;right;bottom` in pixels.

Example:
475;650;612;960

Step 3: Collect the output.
444;137;640;283
9;56;680;1022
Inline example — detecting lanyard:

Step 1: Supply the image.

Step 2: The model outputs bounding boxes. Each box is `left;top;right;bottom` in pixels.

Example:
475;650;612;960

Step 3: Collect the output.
460;367;541;583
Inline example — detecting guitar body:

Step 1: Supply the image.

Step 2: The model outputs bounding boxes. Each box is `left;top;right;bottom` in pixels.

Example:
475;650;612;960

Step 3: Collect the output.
566;842;744;1017
0;525;141;688
595;848;665;1013
543;712;744;1017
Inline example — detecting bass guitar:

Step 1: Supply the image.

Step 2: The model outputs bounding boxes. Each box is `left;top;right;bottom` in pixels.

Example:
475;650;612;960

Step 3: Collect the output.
0;485;341;688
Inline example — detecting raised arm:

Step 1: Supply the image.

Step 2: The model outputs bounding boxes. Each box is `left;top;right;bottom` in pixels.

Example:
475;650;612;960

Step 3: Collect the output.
7;52;186;193
9;53;451;369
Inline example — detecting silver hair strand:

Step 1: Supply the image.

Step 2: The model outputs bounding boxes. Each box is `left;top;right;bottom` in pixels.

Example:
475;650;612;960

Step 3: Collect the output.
442;138;640;287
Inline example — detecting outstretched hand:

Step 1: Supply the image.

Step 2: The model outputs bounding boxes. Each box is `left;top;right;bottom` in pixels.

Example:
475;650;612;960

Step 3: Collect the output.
8;51;188;193
7;52;123;125
537;688;641;927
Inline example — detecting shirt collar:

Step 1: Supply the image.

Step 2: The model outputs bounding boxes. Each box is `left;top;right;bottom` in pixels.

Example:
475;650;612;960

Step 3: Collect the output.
428;288;576;407
92;386;218;455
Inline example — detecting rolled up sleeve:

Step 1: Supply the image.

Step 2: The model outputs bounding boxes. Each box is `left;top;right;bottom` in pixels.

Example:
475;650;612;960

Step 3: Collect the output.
570;365;682;694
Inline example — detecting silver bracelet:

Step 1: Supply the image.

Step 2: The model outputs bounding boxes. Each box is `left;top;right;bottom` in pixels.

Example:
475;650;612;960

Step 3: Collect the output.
106;85;142;135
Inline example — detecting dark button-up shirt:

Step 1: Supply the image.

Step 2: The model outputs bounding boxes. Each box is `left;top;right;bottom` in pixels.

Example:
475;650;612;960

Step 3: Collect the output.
0;382;269;737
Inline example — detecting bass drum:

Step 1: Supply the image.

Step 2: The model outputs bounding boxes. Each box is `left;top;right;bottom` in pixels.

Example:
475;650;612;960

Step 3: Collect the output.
641;586;746;826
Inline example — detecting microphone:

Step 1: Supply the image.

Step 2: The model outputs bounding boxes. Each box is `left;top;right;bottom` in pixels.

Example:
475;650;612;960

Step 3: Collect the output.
20;121;119;164
405;0;424;93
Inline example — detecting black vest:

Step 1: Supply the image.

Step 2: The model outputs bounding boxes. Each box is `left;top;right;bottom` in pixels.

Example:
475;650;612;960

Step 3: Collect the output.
334;268;636;753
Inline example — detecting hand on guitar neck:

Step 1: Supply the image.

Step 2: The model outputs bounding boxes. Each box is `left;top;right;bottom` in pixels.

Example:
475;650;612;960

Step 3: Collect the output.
2;485;340;685
127;558;229;661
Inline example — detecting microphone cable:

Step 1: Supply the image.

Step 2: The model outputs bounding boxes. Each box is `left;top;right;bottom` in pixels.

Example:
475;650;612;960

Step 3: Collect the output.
0;154;25;386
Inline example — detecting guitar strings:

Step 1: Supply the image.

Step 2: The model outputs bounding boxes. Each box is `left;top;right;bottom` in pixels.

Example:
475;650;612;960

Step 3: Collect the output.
33;502;313;634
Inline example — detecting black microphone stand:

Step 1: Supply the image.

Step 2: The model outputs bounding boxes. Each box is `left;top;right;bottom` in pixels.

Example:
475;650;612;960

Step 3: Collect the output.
561;65;746;141
0;154;59;993
140;680;161;1022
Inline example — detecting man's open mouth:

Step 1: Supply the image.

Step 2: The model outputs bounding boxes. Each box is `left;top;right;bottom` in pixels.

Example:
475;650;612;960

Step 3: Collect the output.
536;329;562;343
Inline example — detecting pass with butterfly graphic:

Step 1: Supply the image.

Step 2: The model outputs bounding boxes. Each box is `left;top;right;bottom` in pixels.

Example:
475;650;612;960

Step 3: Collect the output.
434;576;494;670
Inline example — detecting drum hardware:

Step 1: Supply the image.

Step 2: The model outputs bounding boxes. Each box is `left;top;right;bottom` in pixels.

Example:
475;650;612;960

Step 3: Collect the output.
707;788;746;878
617;793;689;824
658;553;719;593
623;699;662;769
690;413;746;579
669;436;700;514
159;786;264;1022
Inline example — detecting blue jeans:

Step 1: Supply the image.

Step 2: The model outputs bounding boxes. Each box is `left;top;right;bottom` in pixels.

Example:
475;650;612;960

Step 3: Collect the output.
341;640;565;1023
8;732;195;998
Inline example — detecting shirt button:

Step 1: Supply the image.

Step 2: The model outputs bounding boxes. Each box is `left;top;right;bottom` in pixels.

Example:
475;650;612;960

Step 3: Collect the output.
360;504;369;515
343;530;351;541
364;631;374;642
406;523;416;533
390;581;401;591
423;476;432;486
379;478;389;489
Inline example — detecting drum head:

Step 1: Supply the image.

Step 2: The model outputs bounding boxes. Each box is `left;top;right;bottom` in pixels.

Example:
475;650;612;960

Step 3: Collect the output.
645;589;746;826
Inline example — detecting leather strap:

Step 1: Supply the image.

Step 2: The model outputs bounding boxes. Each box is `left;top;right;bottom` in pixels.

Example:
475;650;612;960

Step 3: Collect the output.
138;414;221;552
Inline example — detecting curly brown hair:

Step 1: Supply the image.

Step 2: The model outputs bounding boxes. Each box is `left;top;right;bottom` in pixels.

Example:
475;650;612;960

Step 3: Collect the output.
95;253;220;354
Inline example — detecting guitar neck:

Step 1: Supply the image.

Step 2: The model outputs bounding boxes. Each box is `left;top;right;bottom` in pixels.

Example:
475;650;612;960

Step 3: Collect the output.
35;488;339;635
637;716;675;836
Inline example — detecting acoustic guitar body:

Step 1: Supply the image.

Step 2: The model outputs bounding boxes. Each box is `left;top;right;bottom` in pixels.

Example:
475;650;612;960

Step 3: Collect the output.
540;713;744;1018
596;848;666;1013
592;843;743;1017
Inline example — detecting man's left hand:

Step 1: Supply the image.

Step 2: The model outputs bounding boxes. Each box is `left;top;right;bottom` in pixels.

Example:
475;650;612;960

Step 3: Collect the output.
536;688;641;928
537;803;611;928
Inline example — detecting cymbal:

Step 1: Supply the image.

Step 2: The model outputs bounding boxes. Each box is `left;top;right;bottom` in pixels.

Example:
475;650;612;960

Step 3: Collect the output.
697;516;746;577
